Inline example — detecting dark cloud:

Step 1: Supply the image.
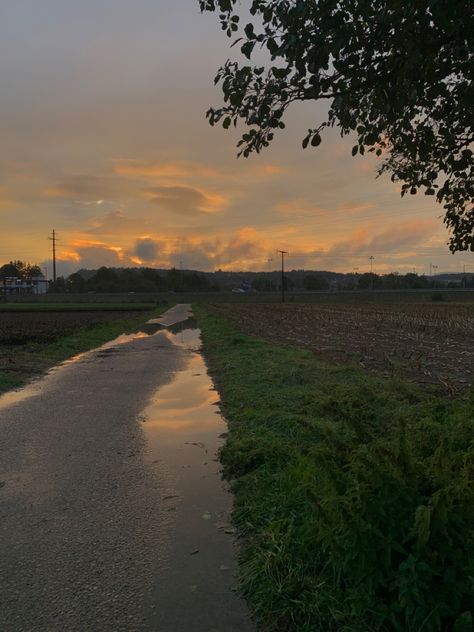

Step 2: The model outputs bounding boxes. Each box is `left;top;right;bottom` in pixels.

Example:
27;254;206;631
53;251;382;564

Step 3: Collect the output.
170;229;270;271
44;175;134;201
132;237;162;262
41;244;130;277
87;208;138;235
145;185;225;214
74;245;127;268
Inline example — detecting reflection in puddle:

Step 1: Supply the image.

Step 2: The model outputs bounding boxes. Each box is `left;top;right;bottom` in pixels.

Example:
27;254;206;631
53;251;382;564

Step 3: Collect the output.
0;379;45;411
143;354;219;434
162;325;201;353
99;331;149;349
140;323;251;630
142;326;221;439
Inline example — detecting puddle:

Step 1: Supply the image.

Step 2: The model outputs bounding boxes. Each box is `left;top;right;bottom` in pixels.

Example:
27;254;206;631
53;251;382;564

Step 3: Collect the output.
141;339;220;439
141;322;252;630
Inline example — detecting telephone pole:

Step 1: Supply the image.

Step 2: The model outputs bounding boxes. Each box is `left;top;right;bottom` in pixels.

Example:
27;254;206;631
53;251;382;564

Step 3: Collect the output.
49;229;58;283
369;255;375;290
277;250;288;303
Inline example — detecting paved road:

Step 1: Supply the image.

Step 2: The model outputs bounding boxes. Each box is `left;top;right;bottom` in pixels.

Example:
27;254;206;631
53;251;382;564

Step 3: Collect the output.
0;305;252;632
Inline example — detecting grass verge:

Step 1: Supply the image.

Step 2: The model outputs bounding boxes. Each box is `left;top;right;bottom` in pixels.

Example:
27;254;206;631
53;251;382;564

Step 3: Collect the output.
0;308;163;394
0;302;155;312
195;306;474;632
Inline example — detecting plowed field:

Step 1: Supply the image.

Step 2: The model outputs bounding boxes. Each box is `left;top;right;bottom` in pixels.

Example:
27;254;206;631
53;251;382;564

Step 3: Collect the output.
209;302;473;393
0;310;145;345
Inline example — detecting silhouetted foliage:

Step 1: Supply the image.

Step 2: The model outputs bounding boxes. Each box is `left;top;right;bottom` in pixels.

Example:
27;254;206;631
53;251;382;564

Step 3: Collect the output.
48;276;67;293
303;274;329;291
199;0;473;252
55;267;214;293
37;265;471;294
253;277;276;291
0;260;42;279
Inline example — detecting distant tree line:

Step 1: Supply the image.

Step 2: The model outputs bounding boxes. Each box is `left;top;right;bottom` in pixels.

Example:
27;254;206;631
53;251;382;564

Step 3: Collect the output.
45;266;474;293
2;261;471;293
50;267;218;293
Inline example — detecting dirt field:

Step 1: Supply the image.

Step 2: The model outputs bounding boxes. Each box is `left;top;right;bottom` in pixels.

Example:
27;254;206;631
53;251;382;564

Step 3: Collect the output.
0;310;147;345
0;309;155;393
209;302;473;393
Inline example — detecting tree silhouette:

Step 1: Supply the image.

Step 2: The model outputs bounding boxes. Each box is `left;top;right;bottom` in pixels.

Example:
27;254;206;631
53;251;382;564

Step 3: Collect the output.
199;0;473;252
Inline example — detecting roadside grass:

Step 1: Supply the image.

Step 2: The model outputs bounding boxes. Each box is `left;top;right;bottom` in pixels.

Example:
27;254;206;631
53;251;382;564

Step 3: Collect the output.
195;306;474;632
0;308;164;395
0;302;155;312
4;289;474;307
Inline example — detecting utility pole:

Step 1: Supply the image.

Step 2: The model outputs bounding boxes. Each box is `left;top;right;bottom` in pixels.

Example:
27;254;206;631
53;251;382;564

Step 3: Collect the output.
49;229;58;283
277;250;288;303
369;255;375;290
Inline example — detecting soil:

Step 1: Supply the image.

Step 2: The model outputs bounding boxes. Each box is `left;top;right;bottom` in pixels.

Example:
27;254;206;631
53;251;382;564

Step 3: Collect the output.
208;302;473;394
0;310;145;344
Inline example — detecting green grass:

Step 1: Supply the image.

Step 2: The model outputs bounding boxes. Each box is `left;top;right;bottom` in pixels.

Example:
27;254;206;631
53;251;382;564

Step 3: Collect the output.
195;306;474;632
0;308;165;394
4;289;474;307
0;302;155;312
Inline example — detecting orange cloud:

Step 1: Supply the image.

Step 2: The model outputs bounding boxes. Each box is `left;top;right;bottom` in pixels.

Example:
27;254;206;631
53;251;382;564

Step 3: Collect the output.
277;198;327;216
114;159;285;182
114;159;219;180
336;202;375;214
325;219;438;256
256;164;286;176
0;188;14;210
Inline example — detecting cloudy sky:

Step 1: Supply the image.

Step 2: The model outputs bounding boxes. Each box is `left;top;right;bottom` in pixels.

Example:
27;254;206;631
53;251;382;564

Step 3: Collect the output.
1;0;471;276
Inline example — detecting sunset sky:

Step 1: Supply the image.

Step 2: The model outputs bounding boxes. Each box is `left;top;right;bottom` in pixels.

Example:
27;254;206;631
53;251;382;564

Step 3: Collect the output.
1;0;472;277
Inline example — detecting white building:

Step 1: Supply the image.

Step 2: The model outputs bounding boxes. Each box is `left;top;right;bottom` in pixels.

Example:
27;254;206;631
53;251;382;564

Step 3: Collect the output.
2;274;49;296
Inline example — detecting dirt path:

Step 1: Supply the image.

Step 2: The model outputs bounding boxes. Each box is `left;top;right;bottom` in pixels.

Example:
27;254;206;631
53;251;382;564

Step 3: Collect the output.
0;304;252;632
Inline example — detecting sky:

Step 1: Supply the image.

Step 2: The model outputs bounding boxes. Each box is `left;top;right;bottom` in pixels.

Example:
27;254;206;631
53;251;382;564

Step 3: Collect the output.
1;0;472;277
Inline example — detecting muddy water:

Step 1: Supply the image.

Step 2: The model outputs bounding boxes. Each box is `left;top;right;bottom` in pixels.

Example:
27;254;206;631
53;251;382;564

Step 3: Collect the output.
141;319;252;631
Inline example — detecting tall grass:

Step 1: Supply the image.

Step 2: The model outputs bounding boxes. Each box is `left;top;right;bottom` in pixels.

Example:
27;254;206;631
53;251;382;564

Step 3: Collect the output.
196;307;474;631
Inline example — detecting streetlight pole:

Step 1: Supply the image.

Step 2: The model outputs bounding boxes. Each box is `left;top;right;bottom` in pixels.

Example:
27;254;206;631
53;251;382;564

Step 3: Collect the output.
277;250;288;303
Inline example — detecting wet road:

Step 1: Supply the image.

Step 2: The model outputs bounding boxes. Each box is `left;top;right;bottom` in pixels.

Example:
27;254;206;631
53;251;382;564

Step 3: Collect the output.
0;304;253;632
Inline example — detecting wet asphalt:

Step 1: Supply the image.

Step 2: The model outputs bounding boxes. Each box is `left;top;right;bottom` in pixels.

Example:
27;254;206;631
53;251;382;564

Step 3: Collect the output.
0;305;253;632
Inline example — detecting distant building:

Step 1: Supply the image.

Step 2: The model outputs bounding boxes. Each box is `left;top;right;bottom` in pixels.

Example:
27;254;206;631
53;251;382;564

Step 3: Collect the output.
2;274;49;296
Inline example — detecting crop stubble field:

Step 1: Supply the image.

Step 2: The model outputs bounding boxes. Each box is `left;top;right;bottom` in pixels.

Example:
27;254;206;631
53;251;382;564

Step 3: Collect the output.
209;301;473;392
